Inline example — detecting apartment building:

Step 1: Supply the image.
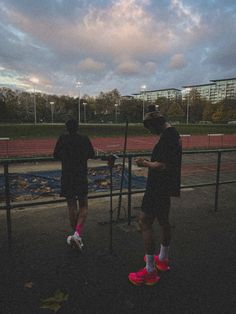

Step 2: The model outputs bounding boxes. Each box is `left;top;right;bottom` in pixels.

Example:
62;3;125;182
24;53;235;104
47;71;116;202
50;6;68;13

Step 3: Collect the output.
182;78;236;104
132;88;181;102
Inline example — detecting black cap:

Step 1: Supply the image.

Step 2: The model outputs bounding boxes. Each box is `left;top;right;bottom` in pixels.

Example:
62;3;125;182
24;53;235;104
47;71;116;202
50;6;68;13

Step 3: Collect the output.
65;119;78;132
143;105;165;128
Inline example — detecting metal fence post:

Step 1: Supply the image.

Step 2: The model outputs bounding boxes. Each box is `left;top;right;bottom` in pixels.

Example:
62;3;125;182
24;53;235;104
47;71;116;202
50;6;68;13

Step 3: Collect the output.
214;151;221;212
4;163;12;248
128;156;132;225
109;163;113;254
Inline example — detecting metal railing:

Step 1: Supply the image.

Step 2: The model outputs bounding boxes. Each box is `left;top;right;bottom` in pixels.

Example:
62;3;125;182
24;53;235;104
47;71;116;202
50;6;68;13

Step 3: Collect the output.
1;148;236;248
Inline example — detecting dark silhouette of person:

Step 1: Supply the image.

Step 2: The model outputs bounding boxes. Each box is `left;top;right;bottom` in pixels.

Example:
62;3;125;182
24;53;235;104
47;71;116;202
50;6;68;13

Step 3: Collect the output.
53;119;95;250
128;105;182;285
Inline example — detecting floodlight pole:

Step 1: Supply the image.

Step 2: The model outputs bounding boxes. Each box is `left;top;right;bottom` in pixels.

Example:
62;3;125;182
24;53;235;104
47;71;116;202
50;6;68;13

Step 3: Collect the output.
33;87;37;125
140;85;147;121
30;77;39;125
78;88;81;124
186;93;190;124
186;104;189;124
83;102;87;123
114;103;118;123
76;81;82;124
50;101;55;124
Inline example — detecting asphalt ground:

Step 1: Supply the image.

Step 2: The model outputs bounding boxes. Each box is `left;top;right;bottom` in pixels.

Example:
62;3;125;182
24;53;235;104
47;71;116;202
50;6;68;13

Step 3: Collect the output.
0;184;236;314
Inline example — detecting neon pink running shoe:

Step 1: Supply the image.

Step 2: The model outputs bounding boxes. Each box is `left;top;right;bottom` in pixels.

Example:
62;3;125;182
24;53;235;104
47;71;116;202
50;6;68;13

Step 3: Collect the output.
155;255;170;271
128;268;160;286
144;255;170;271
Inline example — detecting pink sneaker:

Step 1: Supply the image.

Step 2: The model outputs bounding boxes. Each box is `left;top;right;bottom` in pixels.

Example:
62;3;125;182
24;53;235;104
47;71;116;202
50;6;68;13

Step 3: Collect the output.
144;255;170;271
155;255;170;271
128;268;160;286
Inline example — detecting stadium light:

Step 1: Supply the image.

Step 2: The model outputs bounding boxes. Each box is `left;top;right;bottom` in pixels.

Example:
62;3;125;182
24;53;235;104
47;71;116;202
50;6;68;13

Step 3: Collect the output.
76;81;82;124
50;101;55;124
83;102;87;123
30;77;39;125
140;84;147;121
114;103;118;123
184;88;191;124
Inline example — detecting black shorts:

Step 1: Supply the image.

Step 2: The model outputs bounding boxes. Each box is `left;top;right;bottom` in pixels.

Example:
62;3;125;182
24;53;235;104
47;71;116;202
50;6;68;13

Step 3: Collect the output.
141;190;171;225
60;173;88;199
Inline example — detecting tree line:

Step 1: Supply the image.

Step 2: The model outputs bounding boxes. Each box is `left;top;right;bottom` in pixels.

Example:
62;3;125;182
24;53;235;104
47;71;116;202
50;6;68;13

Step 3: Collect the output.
0;87;235;123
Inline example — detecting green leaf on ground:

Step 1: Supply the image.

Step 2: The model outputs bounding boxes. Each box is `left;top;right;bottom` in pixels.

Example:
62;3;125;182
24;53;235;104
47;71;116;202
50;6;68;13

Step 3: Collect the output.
40;290;68;312
40;301;61;312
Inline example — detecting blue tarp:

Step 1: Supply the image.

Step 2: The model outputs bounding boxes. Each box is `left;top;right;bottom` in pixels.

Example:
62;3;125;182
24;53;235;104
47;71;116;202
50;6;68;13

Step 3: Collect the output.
0;165;146;201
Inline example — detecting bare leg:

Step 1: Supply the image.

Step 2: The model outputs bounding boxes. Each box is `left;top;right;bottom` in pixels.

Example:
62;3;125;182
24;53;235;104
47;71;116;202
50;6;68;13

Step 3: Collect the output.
160;222;171;247
66;197;88;232
158;222;171;262
139;211;156;254
76;198;88;231
67;197;78;230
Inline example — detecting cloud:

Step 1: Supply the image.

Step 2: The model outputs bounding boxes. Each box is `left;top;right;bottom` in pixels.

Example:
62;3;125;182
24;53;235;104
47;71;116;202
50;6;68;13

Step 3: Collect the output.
170;0;201;31
144;62;157;74
79;58;106;72
0;0;173;94
4;0;173;60
116;59;141;76
203;42;236;69
169;54;187;70
0;0;235;96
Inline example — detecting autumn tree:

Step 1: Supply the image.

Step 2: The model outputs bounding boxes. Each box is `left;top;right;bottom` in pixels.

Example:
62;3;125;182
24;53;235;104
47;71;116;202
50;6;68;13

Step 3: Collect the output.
202;101;217;121
155;97;171;115
181;89;205;123
119;98;143;123
0;90;7;122
94;89;121;122
0;88;18;122
212;99;236;123
166;101;185;122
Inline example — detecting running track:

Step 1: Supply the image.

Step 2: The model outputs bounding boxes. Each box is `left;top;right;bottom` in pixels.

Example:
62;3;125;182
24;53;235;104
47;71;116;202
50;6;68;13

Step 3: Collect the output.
0;135;236;158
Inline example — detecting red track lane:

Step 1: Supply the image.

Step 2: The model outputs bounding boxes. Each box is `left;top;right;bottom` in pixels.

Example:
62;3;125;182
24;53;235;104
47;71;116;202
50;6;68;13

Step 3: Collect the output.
0;135;236;158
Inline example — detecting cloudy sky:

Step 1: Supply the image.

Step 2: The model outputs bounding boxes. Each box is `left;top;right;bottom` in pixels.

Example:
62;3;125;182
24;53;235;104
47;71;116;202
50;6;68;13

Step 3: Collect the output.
0;0;235;97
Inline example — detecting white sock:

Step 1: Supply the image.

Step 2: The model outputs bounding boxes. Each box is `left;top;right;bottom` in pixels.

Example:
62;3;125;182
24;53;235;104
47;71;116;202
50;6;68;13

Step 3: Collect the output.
159;244;169;261
145;254;155;273
74;231;81;239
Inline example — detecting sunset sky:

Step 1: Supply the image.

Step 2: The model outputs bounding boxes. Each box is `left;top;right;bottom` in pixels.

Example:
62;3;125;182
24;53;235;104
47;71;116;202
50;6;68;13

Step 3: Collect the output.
0;0;235;97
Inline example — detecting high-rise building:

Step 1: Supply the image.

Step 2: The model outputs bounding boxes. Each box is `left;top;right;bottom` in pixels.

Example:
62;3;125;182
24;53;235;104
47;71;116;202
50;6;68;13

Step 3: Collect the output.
132;88;181;102
182;78;236;103
129;78;236;104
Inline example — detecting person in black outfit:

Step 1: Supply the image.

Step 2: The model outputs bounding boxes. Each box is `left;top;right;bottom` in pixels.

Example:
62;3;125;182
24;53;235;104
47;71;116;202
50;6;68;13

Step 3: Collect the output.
53;119;95;250
128;105;182;286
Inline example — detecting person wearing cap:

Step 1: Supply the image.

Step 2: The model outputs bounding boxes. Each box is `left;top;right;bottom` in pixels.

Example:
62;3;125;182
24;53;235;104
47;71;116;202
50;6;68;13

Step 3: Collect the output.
128;105;182;286
53;118;95;250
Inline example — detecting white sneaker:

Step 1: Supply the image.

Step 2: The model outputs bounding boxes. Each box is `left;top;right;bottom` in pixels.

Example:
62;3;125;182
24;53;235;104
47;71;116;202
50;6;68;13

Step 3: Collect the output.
70;234;84;251
67;235;73;246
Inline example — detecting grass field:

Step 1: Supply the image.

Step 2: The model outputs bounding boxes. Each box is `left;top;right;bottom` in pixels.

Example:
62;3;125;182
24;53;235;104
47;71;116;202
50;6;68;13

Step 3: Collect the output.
0;123;236;139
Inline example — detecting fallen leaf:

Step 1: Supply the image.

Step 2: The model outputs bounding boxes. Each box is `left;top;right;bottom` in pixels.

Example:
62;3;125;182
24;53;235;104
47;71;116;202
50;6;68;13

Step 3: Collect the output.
40;301;61;312
24;281;34;289
40;290;68;313
53;290;69;302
